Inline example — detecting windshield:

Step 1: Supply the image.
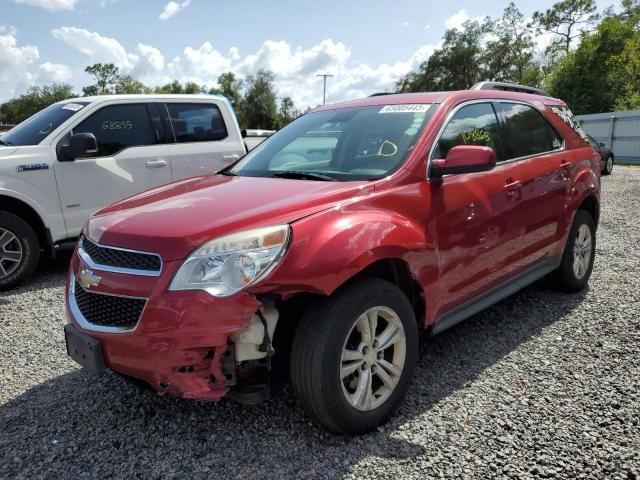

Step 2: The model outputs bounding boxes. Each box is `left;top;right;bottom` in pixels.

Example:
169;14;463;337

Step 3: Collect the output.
230;104;434;181
1;101;89;146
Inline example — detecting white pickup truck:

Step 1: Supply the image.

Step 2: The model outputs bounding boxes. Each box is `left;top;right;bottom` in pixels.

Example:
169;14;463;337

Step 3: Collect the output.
0;94;267;289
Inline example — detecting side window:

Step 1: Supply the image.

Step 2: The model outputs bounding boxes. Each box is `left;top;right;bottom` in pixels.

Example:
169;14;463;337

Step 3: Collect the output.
434;103;504;161
166;103;228;143
73;104;155;157
499;103;561;158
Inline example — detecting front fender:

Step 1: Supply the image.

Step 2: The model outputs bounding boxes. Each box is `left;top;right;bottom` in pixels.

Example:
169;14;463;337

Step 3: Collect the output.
259;206;432;296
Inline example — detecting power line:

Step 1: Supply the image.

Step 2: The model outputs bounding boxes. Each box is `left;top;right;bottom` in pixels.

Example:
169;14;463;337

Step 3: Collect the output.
316;74;333;105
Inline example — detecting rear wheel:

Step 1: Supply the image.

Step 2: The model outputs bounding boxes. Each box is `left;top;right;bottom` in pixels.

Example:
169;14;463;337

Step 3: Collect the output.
548;210;596;292
602;155;614;175
290;278;418;434
0;212;40;291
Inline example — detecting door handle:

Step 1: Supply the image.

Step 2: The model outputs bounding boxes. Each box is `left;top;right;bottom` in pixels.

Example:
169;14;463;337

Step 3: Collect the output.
504;178;522;201
223;154;241;161
146;160;168;168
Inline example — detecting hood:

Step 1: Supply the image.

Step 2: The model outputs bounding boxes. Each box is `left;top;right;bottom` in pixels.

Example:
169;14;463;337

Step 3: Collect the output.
0;146;18;158
88;174;373;260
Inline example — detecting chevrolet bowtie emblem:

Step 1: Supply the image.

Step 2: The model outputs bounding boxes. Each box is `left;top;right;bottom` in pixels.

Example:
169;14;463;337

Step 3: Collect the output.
78;269;102;290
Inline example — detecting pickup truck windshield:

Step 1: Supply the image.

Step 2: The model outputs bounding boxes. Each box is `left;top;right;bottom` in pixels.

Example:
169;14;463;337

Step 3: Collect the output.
230;104;434;181
1;101;89;146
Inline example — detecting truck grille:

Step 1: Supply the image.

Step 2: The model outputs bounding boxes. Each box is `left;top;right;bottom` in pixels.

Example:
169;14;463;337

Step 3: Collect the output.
80;236;162;274
73;281;146;331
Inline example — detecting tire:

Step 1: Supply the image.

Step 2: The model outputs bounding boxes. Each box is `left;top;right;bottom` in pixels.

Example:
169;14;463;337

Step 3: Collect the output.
0;212;40;291
602;155;614;176
290;278;418;434
548;210;596;292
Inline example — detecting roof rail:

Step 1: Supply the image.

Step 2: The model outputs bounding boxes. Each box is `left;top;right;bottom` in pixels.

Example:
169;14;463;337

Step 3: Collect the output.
369;92;395;97
471;81;552;97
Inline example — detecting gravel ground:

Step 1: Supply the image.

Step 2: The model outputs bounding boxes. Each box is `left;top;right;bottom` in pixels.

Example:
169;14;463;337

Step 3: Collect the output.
1;167;639;480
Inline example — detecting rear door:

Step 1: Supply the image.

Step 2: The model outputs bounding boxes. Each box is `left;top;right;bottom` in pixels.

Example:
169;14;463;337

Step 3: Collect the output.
162;101;246;180
53;102;172;235
429;102;524;316
496;102;567;266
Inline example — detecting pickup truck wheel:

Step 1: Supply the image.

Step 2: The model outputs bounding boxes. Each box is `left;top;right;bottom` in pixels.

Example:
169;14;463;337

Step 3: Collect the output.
0;212;40;291
290;278;418;434
602;155;614;175
548;210;596;292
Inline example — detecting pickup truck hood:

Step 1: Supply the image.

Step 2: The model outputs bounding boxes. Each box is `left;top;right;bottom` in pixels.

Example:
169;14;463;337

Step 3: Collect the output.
88;174;372;260
0;146;18;158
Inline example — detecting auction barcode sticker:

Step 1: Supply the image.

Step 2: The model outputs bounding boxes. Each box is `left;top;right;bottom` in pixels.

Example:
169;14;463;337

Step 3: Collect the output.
379;104;430;113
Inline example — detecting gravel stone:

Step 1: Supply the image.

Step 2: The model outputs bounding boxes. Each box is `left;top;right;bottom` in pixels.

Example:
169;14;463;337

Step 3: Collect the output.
1;167;639;479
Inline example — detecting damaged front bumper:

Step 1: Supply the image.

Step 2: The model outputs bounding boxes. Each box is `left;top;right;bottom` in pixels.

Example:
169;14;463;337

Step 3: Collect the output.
64;253;276;402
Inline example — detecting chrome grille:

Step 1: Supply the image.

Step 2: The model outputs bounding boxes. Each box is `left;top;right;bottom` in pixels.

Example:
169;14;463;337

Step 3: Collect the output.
78;236;162;276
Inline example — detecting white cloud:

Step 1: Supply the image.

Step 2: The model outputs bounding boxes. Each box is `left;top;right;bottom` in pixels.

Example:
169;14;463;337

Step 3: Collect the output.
0;26;39;81
402;21;410;27
13;0;77;11
159;0;190;21
445;9;484;31
37;62;72;83
51;27;136;70
41;26;439;109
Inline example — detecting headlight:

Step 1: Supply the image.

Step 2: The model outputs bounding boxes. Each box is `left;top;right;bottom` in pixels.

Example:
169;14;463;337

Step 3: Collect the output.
169;225;291;297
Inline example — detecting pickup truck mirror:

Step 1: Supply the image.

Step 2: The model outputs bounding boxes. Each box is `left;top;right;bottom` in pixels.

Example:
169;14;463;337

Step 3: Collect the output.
431;145;496;178
599;142;606;148
241;129;247;138
59;133;98;161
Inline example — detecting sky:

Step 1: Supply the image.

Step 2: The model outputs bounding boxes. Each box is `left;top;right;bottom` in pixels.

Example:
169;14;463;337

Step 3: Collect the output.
1;0;615;108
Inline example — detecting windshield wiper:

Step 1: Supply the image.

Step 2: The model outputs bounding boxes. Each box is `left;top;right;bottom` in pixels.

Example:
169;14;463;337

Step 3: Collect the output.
271;170;338;181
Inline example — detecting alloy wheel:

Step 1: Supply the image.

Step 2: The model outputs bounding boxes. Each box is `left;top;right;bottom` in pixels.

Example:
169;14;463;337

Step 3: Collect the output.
0;228;23;279
340;306;407;411
573;224;592;279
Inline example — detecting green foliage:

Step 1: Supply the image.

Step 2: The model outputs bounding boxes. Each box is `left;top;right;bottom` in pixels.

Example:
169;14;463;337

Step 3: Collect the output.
0;83;76;124
83;63;120;95
115;76;150;94
278;96;299;128
545;6;640;113
243;70;279;130
532;0;599;56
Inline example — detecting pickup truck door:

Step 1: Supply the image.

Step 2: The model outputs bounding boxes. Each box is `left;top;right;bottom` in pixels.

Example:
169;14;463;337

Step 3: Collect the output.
160;101;246;180
52;102;172;236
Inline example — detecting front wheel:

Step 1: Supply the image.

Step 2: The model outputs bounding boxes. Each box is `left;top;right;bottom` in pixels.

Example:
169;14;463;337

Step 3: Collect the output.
290;278;418;434
0;212;40;291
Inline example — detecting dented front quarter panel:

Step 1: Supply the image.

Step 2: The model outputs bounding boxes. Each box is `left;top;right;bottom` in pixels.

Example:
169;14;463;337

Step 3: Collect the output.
66;253;261;401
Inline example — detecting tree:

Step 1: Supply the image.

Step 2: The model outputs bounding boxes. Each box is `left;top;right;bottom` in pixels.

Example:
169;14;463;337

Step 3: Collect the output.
183;81;204;94
243;70;279;129
115;75;149;94
83;63;120;96
532;0;600;56
278;96;299;127
209;72;245;126
397;19;490;92
0;83;76;124
545;5;639;113
484;3;539;84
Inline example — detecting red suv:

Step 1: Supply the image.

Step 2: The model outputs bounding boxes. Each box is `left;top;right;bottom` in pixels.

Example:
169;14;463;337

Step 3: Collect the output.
64;83;600;434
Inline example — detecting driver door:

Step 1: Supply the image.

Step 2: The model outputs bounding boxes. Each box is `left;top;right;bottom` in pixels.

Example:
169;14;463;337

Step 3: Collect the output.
52;102;171;236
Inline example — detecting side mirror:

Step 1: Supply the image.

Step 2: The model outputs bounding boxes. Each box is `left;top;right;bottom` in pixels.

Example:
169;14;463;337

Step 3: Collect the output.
431;145;496;178
241;129;247;138
598;142;606;148
59;133;98;161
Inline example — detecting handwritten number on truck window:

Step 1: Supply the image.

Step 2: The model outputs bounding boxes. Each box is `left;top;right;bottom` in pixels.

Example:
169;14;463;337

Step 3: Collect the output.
101;120;134;130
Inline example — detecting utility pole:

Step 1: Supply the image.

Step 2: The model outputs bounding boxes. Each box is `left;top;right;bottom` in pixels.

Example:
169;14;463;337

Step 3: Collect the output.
316;73;333;105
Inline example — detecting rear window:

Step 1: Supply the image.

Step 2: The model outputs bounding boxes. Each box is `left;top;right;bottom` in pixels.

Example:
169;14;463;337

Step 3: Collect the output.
166;103;228;143
498;103;563;159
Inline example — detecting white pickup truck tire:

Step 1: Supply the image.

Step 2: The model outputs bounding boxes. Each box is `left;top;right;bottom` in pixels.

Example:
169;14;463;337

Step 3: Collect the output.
0;212;40;290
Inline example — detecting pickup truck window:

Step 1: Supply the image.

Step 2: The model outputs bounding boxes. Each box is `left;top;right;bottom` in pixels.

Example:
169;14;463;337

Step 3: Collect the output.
166;103;228;143
433;103;505;161
498;103;563;159
231;105;434;181
73;104;155;157
1;101;89;146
